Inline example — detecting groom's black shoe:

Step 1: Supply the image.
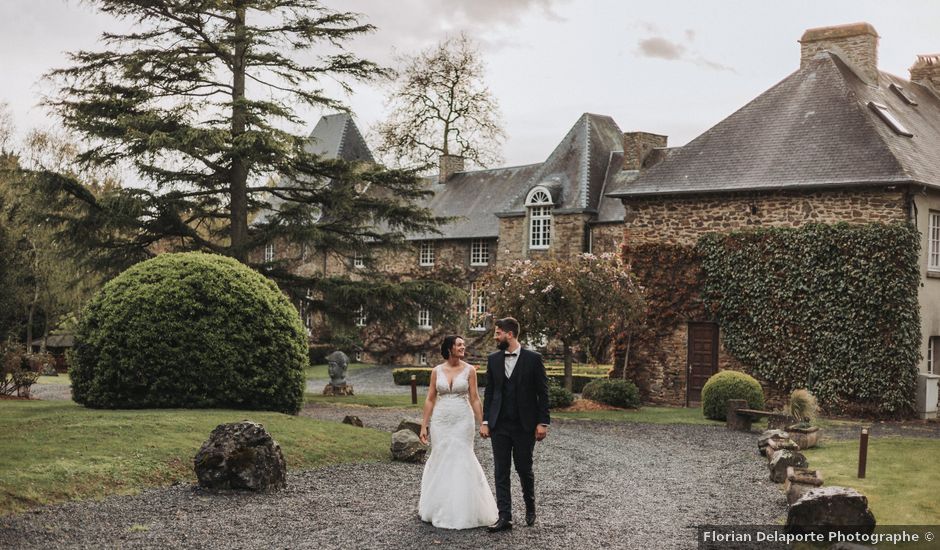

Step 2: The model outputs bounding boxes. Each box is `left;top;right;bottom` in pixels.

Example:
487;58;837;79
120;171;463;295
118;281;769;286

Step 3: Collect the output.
525;508;536;526
487;518;513;533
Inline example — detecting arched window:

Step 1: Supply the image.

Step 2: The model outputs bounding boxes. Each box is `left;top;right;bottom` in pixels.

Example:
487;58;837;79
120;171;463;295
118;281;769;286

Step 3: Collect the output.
526;186;553;250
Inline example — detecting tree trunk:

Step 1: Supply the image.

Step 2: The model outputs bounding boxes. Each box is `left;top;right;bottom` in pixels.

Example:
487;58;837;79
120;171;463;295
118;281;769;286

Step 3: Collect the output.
40;315;50;353
229;2;249;260
621;334;632;380
563;341;573;392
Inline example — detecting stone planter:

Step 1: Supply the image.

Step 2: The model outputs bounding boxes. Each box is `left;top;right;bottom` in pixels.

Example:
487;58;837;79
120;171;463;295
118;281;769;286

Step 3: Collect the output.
787;425;820;449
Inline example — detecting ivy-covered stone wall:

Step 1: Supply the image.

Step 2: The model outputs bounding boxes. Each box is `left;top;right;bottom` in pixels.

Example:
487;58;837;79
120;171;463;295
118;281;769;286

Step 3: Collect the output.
697;223;920;417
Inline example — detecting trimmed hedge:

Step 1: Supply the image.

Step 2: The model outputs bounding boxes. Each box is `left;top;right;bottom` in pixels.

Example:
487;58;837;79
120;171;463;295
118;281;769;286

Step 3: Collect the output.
547;380;574;409
701;370;765;421
581;379;641;408
71;252;308;414
391;368;605;392
698;223;920;416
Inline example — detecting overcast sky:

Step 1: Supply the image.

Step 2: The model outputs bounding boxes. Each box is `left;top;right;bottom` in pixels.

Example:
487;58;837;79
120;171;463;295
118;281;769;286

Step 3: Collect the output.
2;0;939;170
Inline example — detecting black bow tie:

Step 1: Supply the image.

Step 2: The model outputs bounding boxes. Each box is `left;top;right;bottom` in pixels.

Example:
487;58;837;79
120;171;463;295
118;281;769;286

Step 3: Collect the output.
504;352;517;357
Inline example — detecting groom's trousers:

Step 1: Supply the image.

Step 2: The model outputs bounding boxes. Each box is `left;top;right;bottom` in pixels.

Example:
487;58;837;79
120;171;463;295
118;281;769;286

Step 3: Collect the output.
491;420;536;520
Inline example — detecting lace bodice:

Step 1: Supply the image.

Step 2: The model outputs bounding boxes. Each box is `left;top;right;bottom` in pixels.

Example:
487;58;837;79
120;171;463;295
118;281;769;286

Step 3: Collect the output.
435;364;472;397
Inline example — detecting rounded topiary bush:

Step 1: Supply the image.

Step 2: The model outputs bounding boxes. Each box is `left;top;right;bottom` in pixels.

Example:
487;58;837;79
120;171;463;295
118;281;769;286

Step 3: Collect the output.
581;379;640;409
71;252;308;414
547;380;574;409
701;370;765;421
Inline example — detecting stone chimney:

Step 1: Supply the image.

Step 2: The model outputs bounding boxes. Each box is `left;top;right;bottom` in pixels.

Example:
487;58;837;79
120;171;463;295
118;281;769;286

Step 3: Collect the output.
800;22;879;83
622;132;667;171
439;154;465;182
910;54;940;95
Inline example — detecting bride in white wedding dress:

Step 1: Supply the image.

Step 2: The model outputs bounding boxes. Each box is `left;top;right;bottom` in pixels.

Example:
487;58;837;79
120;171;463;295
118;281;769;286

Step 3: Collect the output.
418;335;499;529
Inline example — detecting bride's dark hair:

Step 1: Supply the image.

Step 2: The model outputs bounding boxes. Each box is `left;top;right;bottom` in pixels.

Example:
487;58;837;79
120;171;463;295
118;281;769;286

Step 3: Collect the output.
440;335;464;359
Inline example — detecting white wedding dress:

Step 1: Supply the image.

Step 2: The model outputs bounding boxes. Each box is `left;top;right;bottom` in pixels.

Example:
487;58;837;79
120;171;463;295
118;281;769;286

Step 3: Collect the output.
419;364;499;529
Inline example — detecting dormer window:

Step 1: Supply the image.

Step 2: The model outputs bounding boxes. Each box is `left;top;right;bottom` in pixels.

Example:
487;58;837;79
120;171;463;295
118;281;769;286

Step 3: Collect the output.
526;186;553;250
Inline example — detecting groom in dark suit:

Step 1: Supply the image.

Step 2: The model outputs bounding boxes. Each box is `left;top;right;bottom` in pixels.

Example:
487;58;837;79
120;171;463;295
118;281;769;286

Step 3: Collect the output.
480;317;550;532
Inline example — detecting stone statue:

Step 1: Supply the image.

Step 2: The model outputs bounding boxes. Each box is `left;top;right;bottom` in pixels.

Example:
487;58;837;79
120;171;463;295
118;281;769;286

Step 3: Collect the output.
323;350;353;396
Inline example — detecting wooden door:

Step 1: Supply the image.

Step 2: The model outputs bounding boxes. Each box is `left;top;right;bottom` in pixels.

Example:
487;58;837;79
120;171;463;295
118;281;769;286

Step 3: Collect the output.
687;322;718;405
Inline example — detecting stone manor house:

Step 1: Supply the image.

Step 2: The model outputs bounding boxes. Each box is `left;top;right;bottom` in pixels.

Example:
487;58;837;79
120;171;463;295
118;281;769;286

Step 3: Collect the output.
260;23;940;414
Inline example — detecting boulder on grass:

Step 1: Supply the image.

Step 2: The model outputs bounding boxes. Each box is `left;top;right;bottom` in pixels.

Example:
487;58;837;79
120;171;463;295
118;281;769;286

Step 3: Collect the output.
396;419;422;436
193;421;286;492
769;449;807;483
391;429;428;463
785;486;876;536
342;415;364;427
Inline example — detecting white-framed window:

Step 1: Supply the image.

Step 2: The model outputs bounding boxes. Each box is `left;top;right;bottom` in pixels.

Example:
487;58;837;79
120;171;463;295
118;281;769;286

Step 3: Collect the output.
929;211;940;271
264;243;275;262
526;186;553;250
929;337;937;374
417;352;428;366
470;239;490;266
353;251;365;269
355;306;367;328
469;282;487;330
419;241;435;266
417;308;432;329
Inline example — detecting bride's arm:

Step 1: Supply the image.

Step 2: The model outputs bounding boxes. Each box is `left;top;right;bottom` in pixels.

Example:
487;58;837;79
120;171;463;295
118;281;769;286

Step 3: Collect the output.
468;365;483;425
420;368;438;444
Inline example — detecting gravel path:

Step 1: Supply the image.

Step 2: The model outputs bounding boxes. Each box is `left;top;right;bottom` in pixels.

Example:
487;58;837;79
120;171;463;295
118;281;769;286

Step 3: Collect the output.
0;404;787;549
306;365;410;396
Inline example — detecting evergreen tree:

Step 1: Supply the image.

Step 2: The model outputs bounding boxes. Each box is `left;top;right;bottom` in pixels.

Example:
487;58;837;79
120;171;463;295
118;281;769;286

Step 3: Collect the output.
37;0;463;333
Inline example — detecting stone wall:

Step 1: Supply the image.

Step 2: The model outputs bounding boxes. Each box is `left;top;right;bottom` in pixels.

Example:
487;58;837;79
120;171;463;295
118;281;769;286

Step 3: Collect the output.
623;188;907;247
621;187;908;406
496;212;591;266
590;223;624;256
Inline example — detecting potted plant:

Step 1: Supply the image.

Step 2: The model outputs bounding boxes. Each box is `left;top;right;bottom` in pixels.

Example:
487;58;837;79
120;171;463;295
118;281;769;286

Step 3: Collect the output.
785;389;820;449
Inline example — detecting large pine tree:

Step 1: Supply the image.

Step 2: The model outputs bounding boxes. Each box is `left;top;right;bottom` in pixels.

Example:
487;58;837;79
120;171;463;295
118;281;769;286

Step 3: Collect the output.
38;0;463;336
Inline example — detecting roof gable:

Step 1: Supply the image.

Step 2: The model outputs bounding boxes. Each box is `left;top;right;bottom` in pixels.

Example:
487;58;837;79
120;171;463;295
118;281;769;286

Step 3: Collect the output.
305;113;375;163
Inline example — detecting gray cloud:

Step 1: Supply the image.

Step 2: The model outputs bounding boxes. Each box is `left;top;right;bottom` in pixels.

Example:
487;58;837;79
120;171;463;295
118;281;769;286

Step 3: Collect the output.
635;29;735;73
637;37;686;60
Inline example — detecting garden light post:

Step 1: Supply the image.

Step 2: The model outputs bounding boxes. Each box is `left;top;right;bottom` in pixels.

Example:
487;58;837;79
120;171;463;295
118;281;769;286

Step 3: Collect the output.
858;427;869;478
411;375;417;405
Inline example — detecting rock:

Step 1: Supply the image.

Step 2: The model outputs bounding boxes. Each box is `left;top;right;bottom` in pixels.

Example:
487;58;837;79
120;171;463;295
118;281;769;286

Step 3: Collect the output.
193;421;286;492
785;486;876;536
322;383;354;396
764;437;800;459
757;429;790;454
390;429;428;463
784;466;823;505
342;415;364;427
396;419;422;436
768;449;807;483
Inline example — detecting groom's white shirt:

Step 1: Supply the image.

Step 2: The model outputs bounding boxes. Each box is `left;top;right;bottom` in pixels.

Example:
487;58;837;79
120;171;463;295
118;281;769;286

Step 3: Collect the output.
503;342;521;378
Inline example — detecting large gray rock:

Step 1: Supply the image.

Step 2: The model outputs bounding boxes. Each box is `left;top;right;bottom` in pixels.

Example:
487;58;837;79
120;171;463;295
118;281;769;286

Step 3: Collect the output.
396;419;422;436
193;421;286;492
390;429;428;463
343;415;364;427
768;449;807;483
786;486;876;535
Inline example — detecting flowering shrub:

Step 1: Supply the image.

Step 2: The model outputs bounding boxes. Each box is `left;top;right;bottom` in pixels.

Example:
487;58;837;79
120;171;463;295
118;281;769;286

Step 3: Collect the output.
483;253;644;390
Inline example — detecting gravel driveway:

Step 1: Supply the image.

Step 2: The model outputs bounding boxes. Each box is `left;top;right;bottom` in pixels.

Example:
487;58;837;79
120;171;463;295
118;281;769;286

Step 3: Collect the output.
0;404;787;549
306;365;411;396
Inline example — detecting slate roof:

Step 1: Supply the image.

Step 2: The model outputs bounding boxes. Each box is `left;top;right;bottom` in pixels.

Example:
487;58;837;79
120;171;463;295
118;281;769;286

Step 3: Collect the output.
608;52;940;198
407;113;627;240
256;113;373;224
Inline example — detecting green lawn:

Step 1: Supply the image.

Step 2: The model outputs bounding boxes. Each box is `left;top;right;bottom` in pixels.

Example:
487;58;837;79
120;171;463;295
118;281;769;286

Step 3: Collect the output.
801;437;940;525
305;393;421;408
36;374;71;385
0;400;390;515
303;362;372;380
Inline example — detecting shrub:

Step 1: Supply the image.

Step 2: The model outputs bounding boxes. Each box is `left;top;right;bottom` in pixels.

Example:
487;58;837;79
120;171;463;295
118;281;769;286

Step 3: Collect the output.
786;388;819;424
1;344;39;397
71;252;308;414
391;367;605;392
581;379;640;409
308;344;334;366
701;370;765;421
547;380;574;409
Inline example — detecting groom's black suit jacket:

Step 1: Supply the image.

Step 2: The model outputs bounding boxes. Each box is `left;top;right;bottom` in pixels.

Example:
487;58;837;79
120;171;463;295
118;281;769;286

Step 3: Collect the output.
482;348;551;432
